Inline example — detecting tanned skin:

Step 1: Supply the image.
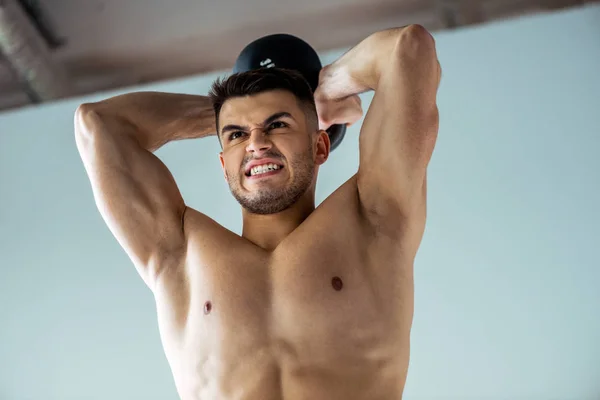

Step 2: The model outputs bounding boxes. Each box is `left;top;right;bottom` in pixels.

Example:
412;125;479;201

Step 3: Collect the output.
75;25;441;400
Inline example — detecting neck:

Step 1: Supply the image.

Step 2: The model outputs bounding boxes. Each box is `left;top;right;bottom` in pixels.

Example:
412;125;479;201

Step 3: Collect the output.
241;192;315;251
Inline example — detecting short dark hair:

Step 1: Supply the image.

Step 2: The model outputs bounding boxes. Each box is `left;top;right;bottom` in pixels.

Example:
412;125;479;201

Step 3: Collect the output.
208;68;318;143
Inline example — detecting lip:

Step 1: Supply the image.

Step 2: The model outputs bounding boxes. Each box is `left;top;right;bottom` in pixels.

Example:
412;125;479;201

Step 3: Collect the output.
244;158;284;176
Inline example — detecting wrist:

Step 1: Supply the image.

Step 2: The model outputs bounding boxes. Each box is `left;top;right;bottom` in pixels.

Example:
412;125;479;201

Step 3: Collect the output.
316;62;368;101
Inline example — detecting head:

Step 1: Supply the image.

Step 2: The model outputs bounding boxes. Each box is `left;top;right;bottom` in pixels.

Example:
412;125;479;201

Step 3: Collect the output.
208;68;330;215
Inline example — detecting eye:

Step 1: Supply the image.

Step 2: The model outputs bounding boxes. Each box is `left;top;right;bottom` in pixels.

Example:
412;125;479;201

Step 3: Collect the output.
229;131;245;141
268;121;288;130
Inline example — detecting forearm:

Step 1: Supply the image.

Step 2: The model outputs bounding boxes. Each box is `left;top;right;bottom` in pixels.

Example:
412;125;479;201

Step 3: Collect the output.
321;25;436;98
79;91;216;151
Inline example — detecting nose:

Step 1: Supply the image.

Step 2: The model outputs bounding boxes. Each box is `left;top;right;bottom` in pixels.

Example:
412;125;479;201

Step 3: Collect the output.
245;129;273;154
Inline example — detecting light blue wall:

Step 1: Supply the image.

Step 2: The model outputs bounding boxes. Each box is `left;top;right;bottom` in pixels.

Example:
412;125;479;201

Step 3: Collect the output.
1;5;599;400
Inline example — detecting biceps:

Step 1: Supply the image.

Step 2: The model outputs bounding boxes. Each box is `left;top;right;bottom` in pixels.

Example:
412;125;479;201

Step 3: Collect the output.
357;30;439;218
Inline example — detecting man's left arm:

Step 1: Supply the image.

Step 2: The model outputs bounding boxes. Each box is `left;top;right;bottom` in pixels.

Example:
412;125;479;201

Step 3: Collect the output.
317;25;441;235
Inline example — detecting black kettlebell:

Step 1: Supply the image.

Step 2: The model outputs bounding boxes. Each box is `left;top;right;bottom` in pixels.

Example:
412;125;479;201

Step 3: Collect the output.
233;33;346;152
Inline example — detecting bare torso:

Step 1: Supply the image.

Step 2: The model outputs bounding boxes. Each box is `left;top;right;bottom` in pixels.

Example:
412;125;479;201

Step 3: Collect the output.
75;25;439;400
154;177;421;400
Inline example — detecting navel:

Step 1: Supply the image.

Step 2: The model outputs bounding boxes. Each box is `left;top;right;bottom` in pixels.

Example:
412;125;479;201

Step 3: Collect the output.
204;301;212;315
331;276;343;291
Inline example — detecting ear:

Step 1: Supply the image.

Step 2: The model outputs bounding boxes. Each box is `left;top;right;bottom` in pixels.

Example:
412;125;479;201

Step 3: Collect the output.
218;152;228;182
314;129;330;165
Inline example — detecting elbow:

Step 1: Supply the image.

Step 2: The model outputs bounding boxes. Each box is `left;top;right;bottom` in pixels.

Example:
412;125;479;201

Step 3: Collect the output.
395;24;437;57
74;103;105;154
75;102;99;120
74;103;98;135
400;24;435;44
74;101;113;139
407;24;434;37
394;25;441;89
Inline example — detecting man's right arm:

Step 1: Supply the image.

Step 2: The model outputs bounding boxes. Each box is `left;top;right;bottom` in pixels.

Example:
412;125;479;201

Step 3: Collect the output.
74;92;216;290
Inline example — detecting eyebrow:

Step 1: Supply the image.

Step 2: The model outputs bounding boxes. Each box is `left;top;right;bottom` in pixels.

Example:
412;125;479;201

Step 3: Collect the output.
221;112;295;137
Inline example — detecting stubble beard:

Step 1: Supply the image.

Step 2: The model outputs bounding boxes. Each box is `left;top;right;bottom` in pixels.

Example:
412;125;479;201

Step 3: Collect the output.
227;142;315;215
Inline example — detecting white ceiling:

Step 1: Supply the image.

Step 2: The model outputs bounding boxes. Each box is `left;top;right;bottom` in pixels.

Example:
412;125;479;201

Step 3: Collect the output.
0;0;593;112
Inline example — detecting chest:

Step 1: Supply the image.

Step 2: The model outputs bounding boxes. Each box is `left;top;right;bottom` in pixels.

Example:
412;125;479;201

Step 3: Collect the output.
176;231;409;360
153;227;414;400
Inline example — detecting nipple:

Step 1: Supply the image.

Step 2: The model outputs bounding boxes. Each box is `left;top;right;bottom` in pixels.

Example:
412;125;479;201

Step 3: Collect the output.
331;276;343;291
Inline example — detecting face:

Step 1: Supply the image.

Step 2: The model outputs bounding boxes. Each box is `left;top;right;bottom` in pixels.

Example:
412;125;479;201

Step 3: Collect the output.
218;90;329;215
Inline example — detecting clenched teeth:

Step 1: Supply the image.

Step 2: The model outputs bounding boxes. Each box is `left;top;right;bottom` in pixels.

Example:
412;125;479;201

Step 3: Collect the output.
250;163;281;176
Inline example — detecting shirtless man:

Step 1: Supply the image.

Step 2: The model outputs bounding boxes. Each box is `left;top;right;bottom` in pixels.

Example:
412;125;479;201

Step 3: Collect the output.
75;25;441;400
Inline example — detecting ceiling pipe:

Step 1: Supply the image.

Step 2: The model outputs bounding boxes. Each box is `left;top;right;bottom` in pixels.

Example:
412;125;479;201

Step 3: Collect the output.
0;0;73;102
